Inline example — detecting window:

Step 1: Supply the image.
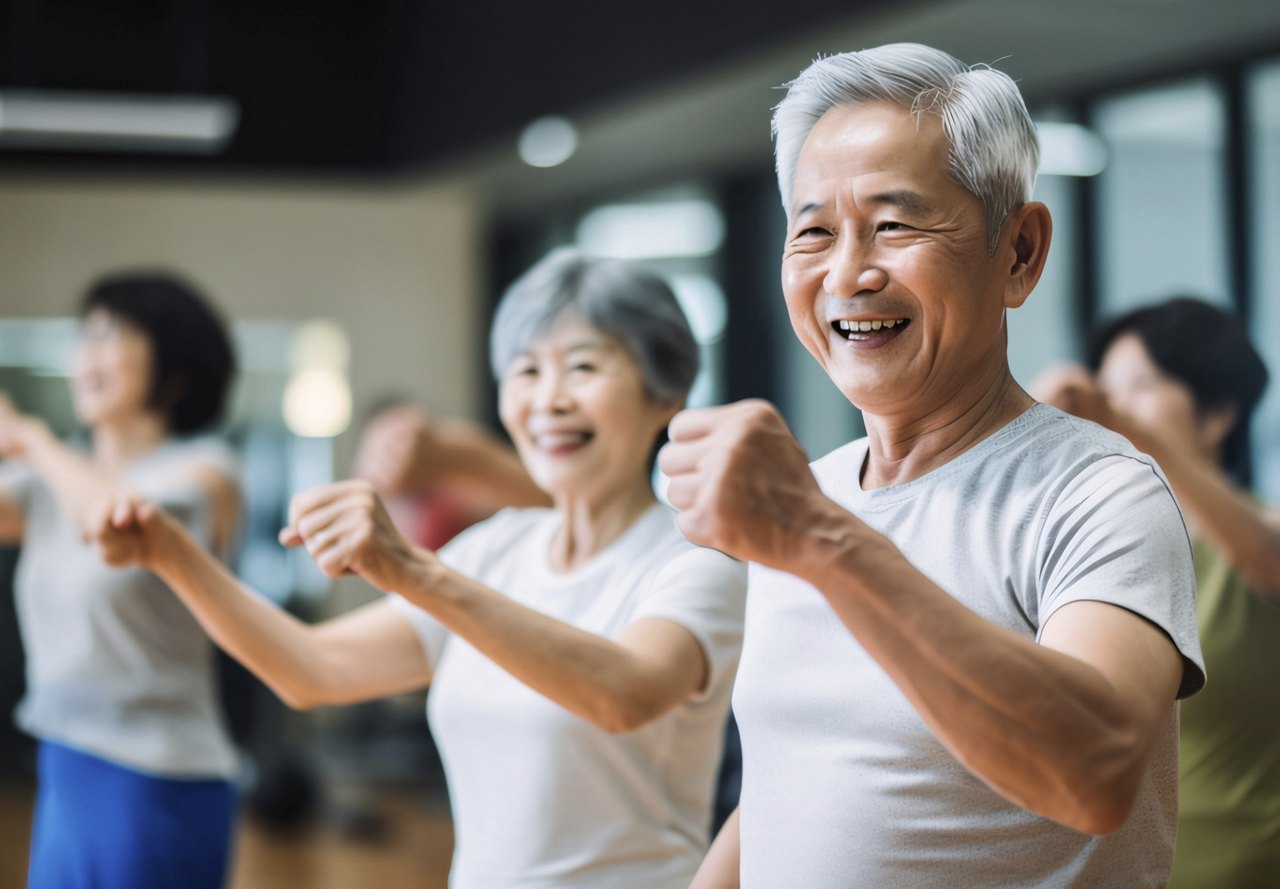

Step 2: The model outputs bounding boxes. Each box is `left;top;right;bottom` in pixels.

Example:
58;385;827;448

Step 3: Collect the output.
1094;80;1232;316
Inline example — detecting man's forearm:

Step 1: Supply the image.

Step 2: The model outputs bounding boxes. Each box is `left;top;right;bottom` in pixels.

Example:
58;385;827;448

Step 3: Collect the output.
790;507;1180;835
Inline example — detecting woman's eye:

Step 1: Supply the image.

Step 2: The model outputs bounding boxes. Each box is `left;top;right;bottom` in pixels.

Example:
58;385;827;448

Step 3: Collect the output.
570;363;596;373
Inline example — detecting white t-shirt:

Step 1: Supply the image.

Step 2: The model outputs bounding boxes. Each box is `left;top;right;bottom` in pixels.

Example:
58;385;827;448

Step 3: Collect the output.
733;405;1205;889
391;502;746;889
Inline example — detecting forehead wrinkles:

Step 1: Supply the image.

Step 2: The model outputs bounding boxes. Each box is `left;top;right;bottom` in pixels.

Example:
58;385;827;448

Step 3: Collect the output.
791;107;954;218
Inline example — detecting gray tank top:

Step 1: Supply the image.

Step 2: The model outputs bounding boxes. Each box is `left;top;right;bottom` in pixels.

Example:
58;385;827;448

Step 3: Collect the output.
1;436;240;778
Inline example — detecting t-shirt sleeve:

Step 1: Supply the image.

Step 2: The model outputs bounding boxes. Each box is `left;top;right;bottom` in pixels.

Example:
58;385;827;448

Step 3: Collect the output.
1036;454;1205;698
145;439;242;553
631;543;748;702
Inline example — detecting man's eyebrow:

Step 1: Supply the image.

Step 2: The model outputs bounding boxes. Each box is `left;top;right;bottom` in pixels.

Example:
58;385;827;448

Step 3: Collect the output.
870;189;933;215
792;190;934;220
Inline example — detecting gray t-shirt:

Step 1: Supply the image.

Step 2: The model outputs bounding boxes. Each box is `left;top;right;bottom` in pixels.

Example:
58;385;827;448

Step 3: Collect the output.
0;437;240;778
733;404;1204;888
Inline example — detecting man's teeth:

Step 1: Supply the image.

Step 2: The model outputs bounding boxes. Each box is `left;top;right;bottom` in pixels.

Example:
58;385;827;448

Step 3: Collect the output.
836;319;904;332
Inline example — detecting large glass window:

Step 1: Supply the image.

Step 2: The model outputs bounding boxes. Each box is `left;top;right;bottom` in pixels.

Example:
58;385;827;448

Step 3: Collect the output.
1248;58;1280;502
1094;79;1231;317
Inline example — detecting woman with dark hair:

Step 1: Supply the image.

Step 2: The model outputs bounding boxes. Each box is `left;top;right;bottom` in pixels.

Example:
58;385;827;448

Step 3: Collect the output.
0;271;241;889
1034;295;1280;888
88;248;746;889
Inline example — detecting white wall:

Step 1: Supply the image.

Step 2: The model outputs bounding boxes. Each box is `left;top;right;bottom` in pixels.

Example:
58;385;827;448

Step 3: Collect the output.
0;174;487;462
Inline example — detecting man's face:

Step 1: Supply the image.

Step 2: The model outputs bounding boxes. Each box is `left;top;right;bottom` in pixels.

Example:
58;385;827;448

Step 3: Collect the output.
781;101;1015;416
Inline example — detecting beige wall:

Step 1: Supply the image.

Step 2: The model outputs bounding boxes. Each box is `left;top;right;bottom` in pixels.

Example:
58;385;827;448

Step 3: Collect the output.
0;174;487;459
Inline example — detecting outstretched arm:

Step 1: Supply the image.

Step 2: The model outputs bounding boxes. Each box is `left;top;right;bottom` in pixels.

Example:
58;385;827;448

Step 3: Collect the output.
1036;366;1280;603
90;496;432;709
0;398;113;533
660;400;1183;836
354;405;549;513
283;481;714;733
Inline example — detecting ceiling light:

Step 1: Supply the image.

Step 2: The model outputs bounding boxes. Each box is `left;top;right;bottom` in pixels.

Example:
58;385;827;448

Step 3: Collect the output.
518;115;577;168
576;199;725;259
0;90;238;154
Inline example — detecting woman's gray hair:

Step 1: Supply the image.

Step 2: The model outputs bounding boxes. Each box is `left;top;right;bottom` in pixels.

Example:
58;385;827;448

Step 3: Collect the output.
773;42;1039;254
489;247;699;404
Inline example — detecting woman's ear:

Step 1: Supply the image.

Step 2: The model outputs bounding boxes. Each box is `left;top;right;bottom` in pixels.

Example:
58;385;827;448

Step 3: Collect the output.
1199;402;1239;454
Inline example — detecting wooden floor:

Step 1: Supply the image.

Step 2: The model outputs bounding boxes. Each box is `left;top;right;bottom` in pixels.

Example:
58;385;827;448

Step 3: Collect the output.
0;779;454;888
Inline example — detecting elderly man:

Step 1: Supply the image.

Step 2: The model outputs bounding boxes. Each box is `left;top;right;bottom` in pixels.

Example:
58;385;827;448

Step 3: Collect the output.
662;44;1204;887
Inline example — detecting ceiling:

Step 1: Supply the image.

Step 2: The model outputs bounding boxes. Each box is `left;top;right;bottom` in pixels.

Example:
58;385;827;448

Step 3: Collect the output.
3;0;1280;217
0;0;895;172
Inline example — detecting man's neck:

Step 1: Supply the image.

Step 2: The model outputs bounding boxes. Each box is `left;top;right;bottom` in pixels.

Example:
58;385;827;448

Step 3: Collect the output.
860;370;1034;490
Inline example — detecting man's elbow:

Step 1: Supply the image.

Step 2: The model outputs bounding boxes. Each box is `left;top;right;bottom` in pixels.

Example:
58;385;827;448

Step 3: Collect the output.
1065;795;1136;837
1054;756;1146;836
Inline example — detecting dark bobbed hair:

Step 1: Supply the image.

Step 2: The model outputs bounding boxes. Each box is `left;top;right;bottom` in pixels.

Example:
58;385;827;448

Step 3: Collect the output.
81;271;237;434
1088;296;1268;477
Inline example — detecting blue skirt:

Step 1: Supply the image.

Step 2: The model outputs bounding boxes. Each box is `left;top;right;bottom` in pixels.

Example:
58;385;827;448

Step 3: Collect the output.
28;740;237;889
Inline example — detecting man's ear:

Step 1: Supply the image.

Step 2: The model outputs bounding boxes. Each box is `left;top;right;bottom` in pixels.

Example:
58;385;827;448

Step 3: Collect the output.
1001;201;1053;310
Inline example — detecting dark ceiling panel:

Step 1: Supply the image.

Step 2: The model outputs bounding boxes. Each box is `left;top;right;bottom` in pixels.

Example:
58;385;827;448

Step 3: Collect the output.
0;0;913;175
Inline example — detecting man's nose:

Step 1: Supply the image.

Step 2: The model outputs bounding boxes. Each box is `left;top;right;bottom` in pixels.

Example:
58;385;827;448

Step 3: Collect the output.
824;236;888;298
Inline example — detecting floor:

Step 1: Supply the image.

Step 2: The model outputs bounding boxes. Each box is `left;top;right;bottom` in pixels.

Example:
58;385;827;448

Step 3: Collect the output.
0;778;454;888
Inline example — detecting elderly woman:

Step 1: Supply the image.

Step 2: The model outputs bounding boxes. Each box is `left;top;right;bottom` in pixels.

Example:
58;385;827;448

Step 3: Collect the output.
1034;296;1280;889
93;248;747;889
0;272;239;889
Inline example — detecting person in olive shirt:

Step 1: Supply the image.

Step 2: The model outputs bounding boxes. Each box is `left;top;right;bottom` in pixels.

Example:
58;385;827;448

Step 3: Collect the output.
1036;296;1280;888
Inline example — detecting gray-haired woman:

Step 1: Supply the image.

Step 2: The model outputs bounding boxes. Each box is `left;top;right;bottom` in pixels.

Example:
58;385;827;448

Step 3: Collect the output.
90;248;747;889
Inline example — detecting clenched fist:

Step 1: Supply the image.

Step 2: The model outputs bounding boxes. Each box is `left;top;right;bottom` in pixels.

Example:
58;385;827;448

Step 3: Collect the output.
84;492;178;572
280;479;435;592
659;399;839;572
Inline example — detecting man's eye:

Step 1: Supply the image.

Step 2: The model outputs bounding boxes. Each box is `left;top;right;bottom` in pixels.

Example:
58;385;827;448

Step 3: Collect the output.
799;227;830;237
878;221;909;232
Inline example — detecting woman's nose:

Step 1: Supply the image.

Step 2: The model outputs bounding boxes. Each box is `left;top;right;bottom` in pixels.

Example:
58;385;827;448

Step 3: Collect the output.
532;369;572;412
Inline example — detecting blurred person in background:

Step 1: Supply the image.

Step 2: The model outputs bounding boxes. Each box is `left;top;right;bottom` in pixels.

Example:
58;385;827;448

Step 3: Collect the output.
1033;295;1280;888
662;43;1203;888
89;248;747;889
0;272;240;889
353;399;548;551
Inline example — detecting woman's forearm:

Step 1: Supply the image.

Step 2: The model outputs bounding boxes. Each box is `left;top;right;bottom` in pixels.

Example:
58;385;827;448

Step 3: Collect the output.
399;558;703;732
152;528;342;708
1142;440;1280;600
20;424;117;528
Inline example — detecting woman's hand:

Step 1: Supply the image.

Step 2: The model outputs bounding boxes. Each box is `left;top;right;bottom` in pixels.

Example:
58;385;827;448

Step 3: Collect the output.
281;480;435;592
1030;364;1155;453
84;492;181;573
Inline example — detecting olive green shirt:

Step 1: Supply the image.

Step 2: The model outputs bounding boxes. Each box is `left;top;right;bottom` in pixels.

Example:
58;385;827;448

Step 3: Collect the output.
1170;538;1280;888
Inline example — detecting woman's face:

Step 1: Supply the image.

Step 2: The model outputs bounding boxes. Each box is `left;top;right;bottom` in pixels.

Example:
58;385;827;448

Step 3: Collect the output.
498;313;678;504
70;308;156;428
1097;333;1224;457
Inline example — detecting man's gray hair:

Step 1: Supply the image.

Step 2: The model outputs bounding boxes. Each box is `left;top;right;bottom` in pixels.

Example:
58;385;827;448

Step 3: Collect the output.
489;247;699;404
773;42;1039;253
